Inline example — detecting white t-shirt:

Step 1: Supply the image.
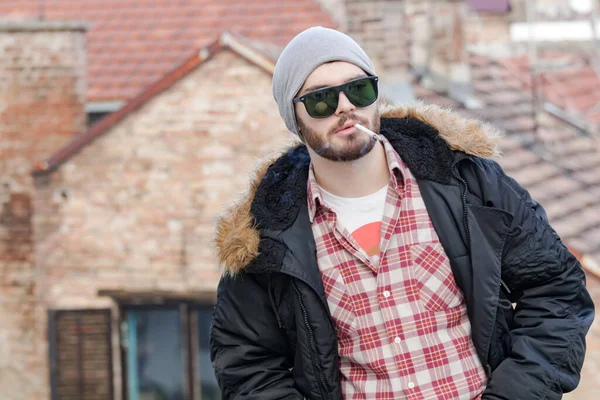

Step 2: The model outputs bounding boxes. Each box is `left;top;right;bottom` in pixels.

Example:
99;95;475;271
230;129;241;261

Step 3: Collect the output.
319;185;388;262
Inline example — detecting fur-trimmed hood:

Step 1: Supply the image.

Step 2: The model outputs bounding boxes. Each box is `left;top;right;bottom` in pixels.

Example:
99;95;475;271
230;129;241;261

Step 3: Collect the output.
215;103;502;276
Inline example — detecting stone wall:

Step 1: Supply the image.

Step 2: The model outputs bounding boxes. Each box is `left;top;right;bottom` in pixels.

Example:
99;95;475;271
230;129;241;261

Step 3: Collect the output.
0;21;87;191
32;49;295;399
316;0;411;79
0;21;87;400
0;192;37;400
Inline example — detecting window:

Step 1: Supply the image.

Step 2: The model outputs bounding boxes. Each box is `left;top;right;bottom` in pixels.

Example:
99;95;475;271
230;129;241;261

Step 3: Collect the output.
126;309;185;400
196;308;219;400
121;304;219;400
87;112;110;127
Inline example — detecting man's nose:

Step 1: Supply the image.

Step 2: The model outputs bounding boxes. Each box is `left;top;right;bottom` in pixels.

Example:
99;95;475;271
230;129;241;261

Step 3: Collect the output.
334;91;355;116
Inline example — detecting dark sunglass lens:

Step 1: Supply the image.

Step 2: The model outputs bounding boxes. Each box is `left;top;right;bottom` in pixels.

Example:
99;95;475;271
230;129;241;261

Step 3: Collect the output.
305;89;338;118
345;78;377;107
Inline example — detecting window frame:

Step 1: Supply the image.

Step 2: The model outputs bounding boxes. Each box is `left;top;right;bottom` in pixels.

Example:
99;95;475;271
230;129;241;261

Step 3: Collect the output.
118;300;217;400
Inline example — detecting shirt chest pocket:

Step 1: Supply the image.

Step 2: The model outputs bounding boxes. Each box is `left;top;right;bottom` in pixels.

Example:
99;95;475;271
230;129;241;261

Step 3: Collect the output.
409;242;464;312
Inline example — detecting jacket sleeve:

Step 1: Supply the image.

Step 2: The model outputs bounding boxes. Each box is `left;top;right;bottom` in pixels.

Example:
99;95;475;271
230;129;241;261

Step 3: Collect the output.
210;273;303;400
481;161;595;400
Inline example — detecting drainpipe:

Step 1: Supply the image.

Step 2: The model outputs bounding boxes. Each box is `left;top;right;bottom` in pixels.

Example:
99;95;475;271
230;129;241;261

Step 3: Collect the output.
590;0;599;62
526;0;541;143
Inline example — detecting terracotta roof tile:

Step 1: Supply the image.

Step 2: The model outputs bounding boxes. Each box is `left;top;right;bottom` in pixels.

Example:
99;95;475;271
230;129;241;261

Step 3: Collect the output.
525;177;583;203
497;115;537;133
570;206;600;233
544;191;597;220
498;137;525;152
573;166;600;186
568;236;600;254
413;85;463;108
472;54;600;260
1;0;336;102
497;148;540;170
499;53;600;127
537;128;574;142
549;136;597;155
431;54;600;263
587;227;600;248
505;162;563;187
559;153;600;171
552;213;593;238
472;54;600;255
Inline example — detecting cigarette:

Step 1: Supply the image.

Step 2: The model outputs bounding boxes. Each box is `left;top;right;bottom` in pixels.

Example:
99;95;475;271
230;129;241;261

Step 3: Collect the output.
354;123;379;139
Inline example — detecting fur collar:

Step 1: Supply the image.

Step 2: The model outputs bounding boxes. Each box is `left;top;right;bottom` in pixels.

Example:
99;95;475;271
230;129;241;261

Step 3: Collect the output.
215;103;502;275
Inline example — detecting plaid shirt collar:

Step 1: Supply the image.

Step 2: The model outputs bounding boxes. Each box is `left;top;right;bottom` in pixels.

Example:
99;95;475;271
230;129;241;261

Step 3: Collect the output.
307;136;410;223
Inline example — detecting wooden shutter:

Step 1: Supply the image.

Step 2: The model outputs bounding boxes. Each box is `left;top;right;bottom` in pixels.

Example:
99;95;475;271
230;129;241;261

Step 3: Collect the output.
49;309;114;400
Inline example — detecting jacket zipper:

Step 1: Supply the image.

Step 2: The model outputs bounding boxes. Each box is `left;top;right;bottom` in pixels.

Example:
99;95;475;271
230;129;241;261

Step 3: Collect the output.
452;167;471;249
292;280;330;400
453;161;511;377
453;164;512;296
453;166;496;376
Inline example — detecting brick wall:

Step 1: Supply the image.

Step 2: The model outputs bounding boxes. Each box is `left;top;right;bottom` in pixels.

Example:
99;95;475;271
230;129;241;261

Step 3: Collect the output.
0;193;36;400
0;21;87;191
511;0;588;21
32;49;295;399
412;1;511;98
469;54;536;141
316;0;347;30
0;21;87;400
315;0;508;101
316;0;411;79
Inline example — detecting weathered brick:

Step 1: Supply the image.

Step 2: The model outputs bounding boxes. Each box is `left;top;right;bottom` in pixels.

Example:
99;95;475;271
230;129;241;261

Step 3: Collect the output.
0;21;87;400
25;57;295;400
317;0;411;76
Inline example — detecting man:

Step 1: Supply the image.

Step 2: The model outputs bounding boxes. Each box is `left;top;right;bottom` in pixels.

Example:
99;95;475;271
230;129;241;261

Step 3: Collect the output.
210;27;594;399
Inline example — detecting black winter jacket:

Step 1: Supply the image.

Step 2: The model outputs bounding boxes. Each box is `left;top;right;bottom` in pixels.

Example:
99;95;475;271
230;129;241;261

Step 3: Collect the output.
210;104;594;400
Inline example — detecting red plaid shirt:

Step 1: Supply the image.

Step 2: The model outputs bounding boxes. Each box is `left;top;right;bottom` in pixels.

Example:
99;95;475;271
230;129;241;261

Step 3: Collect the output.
308;137;487;399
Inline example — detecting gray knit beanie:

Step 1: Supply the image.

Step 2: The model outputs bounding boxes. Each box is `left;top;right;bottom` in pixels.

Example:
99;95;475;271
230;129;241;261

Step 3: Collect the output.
272;26;377;136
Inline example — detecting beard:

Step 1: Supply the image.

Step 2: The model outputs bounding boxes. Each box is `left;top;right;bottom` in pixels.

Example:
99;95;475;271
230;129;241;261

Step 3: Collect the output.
299;110;381;162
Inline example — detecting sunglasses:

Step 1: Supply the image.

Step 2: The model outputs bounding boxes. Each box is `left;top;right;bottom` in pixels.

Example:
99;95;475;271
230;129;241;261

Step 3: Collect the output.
293;76;379;119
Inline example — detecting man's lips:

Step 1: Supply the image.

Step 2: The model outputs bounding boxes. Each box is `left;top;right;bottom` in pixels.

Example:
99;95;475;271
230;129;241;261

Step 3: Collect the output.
334;122;359;135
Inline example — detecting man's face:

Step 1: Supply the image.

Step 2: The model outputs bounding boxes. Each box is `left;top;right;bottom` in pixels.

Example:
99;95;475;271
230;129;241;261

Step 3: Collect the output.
294;62;380;162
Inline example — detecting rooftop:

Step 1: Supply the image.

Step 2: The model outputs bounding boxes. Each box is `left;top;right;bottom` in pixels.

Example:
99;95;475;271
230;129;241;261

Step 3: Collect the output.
0;0;335;102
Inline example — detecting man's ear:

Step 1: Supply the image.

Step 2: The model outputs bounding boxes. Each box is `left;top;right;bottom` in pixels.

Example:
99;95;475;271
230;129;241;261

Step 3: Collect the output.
295;119;305;143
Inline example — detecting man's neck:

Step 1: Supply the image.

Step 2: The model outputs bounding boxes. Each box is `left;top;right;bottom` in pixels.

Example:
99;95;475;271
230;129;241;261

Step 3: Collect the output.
310;141;390;198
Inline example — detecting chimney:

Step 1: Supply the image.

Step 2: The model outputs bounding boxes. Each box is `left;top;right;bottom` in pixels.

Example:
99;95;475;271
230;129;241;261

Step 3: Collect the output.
316;0;415;103
412;0;516;108
0;20;88;193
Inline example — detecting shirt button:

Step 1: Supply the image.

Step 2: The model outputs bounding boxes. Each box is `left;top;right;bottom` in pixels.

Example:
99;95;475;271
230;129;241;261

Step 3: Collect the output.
394;337;401;344
408;382;415;389
383;290;391;298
